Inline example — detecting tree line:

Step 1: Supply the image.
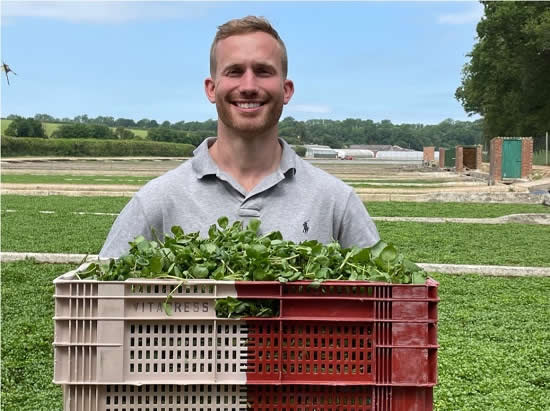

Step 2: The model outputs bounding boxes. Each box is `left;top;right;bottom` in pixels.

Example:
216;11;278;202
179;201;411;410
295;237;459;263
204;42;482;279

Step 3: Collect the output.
4;114;484;151
456;1;550;151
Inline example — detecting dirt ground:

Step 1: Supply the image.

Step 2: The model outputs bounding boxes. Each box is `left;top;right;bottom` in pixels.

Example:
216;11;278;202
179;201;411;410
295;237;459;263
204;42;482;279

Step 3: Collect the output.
2;158;549;200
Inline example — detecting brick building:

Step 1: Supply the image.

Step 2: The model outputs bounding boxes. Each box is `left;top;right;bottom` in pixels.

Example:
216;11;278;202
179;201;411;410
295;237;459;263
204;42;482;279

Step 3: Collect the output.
489;137;533;183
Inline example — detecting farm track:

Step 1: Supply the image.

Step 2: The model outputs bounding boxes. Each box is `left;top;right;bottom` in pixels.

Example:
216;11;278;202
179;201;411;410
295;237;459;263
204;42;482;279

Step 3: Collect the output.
3;158;549;204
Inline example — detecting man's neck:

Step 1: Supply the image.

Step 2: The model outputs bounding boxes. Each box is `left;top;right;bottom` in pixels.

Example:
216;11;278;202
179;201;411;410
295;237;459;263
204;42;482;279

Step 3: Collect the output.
209;131;283;192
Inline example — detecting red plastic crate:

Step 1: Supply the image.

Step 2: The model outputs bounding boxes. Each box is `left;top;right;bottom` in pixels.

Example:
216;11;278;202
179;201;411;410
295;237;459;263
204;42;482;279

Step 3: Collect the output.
239;280;438;386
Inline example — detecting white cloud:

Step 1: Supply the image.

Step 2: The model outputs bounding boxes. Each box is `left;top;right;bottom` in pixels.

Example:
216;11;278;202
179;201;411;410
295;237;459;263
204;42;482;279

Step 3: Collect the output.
437;3;484;25
290;104;331;114
1;1;210;24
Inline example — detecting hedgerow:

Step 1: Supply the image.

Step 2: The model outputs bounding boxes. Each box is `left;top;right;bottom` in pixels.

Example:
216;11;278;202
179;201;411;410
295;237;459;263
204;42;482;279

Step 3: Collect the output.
1;136;194;157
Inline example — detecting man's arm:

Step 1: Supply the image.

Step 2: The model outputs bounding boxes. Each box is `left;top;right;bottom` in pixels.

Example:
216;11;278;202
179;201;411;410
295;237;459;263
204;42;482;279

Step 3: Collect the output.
99;195;157;258
337;190;380;249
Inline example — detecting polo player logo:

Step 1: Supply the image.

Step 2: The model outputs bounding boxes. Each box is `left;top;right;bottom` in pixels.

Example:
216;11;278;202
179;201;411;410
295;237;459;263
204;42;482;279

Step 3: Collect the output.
303;220;309;234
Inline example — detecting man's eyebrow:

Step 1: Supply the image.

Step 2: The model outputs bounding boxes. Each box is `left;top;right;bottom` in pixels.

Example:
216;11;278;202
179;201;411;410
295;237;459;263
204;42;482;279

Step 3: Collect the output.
222;63;243;72
253;62;277;72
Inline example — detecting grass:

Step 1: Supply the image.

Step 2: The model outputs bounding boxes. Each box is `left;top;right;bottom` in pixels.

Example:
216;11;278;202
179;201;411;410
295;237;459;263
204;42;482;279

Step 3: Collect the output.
2;195;549;266
1;261;68;410
1;194;130;213
430;272;550;410
3;195;549;218
1;174;153;185
376;221;550;266
1;261;549;410
1;174;461;189
1;119;148;139
366;201;550;218
1;195;127;254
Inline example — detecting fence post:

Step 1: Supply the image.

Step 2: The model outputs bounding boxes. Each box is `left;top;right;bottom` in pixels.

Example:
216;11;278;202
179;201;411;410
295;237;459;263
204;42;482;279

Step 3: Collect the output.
546;131;548;165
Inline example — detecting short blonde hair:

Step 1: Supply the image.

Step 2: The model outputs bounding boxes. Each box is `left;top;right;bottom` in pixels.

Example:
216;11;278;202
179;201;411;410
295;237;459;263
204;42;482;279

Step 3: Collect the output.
210;16;288;79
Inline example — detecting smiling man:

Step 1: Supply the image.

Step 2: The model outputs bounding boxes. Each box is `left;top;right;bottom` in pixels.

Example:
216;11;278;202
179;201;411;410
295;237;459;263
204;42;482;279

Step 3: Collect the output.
100;16;379;258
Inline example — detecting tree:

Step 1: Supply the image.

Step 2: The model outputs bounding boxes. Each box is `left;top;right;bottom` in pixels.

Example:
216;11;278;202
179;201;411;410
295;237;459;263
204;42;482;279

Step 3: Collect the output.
52;123;115;139
115;118;136;128
34;113;57;122
5;116;46;138
115;127;136;140
456;1;550;142
137;118;152;128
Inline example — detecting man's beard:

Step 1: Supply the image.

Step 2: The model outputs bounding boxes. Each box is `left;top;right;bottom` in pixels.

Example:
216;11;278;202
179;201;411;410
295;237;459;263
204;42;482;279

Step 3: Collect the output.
216;96;284;137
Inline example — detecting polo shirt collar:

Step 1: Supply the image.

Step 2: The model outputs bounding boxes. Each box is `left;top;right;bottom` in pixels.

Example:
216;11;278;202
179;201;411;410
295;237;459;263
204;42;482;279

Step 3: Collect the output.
191;137;297;178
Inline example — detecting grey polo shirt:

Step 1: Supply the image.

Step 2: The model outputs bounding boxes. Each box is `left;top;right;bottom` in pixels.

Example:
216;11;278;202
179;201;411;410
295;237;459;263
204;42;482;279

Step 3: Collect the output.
99;138;379;258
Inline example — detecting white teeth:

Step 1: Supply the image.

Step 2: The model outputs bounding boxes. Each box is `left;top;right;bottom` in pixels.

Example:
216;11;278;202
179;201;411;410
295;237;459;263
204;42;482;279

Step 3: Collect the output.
237;102;261;109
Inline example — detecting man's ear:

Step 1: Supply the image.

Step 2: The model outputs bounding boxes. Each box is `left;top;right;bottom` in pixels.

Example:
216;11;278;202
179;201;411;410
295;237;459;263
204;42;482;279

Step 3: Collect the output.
205;77;216;103
283;79;294;105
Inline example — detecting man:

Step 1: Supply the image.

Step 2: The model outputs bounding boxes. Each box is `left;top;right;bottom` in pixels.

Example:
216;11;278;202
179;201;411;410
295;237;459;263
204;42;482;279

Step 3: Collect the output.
100;16;379;258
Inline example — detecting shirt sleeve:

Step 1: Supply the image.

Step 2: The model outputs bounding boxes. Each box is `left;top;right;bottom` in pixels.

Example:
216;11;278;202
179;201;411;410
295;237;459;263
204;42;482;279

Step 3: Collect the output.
99;195;158;259
337;190;380;249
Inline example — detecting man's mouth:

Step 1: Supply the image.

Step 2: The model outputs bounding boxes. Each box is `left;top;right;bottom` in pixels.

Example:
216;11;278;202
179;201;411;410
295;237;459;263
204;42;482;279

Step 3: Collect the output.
233;102;264;109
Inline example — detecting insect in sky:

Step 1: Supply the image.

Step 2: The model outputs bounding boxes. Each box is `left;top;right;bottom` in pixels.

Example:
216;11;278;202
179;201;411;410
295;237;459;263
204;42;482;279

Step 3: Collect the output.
2;62;16;85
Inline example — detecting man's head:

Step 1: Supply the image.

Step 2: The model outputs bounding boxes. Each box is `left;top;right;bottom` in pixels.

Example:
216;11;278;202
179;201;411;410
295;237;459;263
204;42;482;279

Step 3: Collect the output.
209;16;288;79
205;16;294;139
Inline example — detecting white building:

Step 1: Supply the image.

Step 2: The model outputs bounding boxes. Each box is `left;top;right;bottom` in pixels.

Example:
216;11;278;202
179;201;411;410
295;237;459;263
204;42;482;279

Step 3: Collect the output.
304;145;338;159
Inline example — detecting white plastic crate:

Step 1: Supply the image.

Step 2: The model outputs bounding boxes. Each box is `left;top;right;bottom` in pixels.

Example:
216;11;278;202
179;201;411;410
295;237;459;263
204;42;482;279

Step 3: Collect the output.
54;269;248;385
63;384;247;411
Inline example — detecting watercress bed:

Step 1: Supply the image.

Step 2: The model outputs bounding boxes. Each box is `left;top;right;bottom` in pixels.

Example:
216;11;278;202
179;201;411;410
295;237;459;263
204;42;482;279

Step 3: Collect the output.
77;217;427;316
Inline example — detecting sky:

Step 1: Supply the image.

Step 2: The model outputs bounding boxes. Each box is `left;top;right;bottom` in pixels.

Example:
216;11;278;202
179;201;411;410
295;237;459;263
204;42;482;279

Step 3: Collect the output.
1;1;484;125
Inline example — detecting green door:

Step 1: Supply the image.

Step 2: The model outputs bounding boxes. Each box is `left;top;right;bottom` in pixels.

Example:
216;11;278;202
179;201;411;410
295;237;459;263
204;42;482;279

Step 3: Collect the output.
444;148;455;167
502;140;522;179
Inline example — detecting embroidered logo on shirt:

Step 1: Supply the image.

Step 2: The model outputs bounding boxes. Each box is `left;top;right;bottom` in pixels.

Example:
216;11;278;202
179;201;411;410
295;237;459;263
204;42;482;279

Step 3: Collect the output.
303;220;309;234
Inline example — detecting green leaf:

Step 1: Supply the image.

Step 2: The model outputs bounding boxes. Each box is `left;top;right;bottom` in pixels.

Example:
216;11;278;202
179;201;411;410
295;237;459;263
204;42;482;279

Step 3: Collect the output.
150;256;163;273
208;224;218;239
247;218;261;233
246;244;267;259
351;247;371;263
412;271;427;284
201;243;218;255
190;265;209;279
171;226;184;237
370;240;387;259
217;216;229;229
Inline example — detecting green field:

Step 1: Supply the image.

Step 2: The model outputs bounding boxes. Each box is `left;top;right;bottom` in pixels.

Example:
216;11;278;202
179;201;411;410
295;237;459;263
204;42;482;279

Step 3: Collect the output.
2;195;550;266
1;119;148;139
3;195;550;218
1;260;548;410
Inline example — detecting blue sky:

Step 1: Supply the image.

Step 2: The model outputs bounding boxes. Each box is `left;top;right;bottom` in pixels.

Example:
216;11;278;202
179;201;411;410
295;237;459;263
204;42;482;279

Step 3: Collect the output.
1;1;483;125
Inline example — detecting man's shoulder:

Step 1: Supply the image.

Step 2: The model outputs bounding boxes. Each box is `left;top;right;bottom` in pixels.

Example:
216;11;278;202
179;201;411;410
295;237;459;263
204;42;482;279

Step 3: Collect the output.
137;160;194;194
294;157;353;194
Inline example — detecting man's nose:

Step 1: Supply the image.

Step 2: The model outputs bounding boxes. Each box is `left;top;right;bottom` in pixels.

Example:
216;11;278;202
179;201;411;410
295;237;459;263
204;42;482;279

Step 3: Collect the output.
239;70;259;95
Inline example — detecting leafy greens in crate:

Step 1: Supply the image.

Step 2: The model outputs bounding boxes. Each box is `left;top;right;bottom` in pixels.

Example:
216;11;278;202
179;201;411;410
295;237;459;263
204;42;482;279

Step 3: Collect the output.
78;217;427;286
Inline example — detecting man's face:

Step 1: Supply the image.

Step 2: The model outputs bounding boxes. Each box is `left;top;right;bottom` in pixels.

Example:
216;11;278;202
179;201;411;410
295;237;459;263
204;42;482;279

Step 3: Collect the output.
205;31;294;138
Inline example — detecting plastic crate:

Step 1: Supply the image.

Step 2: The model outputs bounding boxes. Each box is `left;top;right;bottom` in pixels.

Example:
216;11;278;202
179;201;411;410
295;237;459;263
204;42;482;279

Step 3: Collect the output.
54;270;438;387
62;384;433;411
